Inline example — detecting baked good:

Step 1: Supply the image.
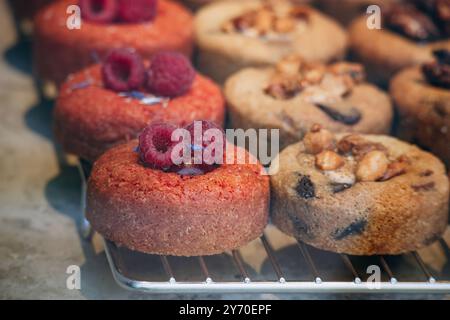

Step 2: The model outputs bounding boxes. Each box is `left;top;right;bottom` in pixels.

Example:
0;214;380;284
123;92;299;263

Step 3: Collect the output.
225;56;392;149
316;0;398;26
8;0;53;35
270;127;449;255
54;49;225;162
390;49;450;167
34;0;193;96
349;0;450;85
194;0;347;83
86;122;269;256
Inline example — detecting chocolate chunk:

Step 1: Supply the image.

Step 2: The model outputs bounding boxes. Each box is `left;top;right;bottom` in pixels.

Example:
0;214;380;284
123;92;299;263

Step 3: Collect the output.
423;62;450;88
295;175;316;199
411;181;436;191
419;169;434;177
433;49;450;65
289;214;309;234
386;4;441;41
333;219;367;240
315;103;361;125
331;183;353;193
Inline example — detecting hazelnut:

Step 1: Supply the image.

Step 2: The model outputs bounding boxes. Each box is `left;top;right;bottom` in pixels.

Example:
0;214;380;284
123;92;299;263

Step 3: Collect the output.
303;126;336;155
379;155;410;181
356;151;389;182
276;55;302;75
274;17;296;33
315;150;345;171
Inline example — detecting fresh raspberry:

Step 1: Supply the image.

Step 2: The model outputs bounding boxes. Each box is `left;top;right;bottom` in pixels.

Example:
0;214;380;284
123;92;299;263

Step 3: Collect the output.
146;51;195;97
118;0;158;23
138;123;179;170
184;120;225;173
79;0;119;24
102;48;146;92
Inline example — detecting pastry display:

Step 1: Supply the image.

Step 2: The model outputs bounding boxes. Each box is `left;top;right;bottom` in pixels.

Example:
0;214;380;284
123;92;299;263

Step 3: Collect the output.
390;49;450;167
86;121;270;256
349;0;450;85
270;128;449;255
225;55;392;149
34;0;194;95
194;0;347;83
54;49;225;162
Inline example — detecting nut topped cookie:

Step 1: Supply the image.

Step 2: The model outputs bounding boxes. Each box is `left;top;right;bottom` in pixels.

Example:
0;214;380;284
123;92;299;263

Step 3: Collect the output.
225;56;392;149
195;0;347;83
391;49;450;167
270;127;449;255
349;0;450;85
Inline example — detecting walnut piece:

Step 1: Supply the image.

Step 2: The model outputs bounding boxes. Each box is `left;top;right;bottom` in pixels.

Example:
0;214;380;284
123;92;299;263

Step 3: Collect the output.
315;150;345;171
303;125;336;155
356;150;389;182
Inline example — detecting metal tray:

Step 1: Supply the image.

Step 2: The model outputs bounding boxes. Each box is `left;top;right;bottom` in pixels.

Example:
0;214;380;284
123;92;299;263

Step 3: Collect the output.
77;159;450;294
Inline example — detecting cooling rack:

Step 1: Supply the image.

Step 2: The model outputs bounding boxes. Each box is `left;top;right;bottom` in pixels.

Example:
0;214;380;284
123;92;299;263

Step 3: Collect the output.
76;158;450;294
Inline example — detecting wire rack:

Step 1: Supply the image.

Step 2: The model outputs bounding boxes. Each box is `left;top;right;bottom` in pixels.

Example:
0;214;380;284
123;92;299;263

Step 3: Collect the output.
76;159;450;294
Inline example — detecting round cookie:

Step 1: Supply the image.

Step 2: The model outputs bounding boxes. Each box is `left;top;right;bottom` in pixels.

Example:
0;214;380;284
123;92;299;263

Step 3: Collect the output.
270;129;449;255
54;62;225;162
349;2;450;85
225;56;392;150
194;0;347;83
33;0;194;95
86;140;269;256
390;51;450;167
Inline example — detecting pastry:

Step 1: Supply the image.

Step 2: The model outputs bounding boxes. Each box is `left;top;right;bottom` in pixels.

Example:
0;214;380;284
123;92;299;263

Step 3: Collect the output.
194;0;347;83
54;49;225;162
225;55;392;149
349;0;450;85
34;0;193;96
86;121;269;256
270;127;449;255
390;49;450;167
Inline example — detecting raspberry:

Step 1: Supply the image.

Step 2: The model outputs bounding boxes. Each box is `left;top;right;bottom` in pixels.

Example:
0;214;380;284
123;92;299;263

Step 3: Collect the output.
79;0;119;24
184;120;225;173
138;123;179;170
118;0;158;23
146;51;195;97
102;48;146;92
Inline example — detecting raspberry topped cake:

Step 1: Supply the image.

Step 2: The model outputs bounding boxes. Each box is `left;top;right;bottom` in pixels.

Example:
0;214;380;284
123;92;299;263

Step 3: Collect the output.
225;55;392;149
391;49;450;167
349;0;450;84
54;49;225;162
34;0;193;96
270;127;449;255
86;121;269;256
194;0;347;83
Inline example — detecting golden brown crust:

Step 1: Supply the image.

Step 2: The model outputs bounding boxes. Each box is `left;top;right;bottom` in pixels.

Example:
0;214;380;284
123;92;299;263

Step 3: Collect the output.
195;0;347;83
270;134;449;255
86;141;270;256
390;66;450;167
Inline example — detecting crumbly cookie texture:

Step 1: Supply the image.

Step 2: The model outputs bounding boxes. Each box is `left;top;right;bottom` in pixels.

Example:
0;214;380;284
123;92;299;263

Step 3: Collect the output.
225;56;392;149
270;127;449;255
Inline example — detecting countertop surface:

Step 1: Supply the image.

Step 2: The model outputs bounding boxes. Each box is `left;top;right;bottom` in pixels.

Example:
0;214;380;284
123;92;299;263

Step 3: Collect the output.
0;0;449;300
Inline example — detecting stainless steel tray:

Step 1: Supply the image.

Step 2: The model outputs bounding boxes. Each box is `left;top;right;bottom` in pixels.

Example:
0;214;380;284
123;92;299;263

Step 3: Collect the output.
77;159;450;294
